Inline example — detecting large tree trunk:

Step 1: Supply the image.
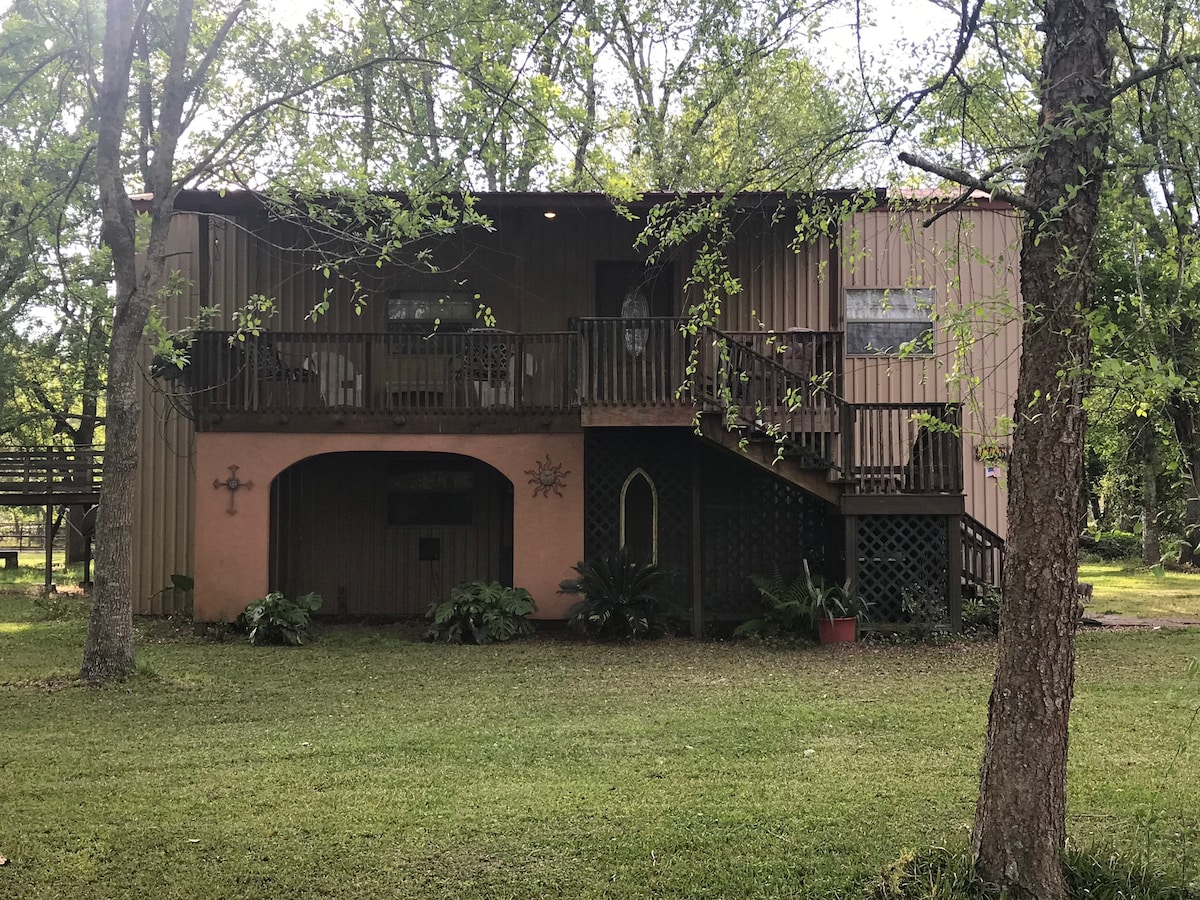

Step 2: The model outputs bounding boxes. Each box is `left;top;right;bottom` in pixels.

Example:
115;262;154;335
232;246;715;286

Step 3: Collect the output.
1142;427;1160;567
80;0;237;680
970;0;1116;894
81;0;139;681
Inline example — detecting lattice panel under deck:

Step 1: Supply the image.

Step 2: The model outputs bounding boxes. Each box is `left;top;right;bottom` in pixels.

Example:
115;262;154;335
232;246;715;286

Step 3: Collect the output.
854;515;949;625
584;429;694;609
700;443;838;622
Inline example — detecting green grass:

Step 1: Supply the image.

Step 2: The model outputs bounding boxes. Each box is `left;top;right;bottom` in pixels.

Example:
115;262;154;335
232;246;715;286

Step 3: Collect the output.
1080;560;1200;618
0;550;85;586
1;594;1198;899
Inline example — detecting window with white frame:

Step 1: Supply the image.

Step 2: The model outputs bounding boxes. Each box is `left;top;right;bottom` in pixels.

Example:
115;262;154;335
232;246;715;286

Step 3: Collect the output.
386;290;476;333
844;288;935;355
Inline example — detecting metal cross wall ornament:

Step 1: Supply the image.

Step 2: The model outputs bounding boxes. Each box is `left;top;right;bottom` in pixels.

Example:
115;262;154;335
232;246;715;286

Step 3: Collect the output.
213;464;253;515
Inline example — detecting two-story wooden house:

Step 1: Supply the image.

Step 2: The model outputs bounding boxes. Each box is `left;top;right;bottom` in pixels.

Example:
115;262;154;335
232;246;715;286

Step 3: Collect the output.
132;189;1017;631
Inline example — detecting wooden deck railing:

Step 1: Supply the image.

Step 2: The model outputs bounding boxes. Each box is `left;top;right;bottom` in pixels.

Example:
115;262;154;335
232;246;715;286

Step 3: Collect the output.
841;403;963;494
576;318;693;408
0;446;104;500
182;326;964;498
962;514;1004;593
720;330;843;395
189;330;578;416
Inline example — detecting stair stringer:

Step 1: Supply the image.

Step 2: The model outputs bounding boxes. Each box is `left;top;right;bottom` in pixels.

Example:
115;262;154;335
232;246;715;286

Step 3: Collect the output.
697;414;843;505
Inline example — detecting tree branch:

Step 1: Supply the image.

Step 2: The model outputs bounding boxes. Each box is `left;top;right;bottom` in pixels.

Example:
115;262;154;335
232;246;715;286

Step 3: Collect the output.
898;151;1036;212
1110;53;1200;98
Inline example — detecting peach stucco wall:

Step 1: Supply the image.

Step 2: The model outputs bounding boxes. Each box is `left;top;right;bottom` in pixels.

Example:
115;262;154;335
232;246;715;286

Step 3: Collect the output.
193;432;585;622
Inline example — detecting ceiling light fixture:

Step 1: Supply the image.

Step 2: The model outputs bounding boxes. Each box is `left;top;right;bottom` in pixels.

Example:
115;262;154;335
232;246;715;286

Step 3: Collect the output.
543;211;557;219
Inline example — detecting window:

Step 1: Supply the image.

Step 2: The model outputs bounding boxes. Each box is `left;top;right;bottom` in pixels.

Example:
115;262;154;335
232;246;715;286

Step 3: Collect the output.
387;468;475;526
844;288;935;355
387;290;476;333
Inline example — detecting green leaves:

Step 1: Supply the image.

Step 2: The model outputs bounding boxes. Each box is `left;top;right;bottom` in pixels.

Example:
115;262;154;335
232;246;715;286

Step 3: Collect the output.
559;550;675;640
423;581;536;645
237;591;322;646
734;560;863;639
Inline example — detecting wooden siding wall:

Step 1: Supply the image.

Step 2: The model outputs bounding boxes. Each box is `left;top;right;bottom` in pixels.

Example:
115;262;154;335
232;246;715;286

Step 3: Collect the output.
133;214;200;614
271;452;513;616
840;207;1022;538
209;207;661;334
135;202;1019;611
724;217;835;331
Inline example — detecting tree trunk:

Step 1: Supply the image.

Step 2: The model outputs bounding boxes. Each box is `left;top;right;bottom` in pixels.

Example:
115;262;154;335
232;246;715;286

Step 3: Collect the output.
1142;428;1160;567
970;0;1116;894
1182;480;1200;566
81;0;140;681
80;327;140;680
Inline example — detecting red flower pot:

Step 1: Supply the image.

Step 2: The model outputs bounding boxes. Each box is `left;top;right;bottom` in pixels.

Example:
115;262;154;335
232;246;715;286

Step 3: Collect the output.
818;616;857;644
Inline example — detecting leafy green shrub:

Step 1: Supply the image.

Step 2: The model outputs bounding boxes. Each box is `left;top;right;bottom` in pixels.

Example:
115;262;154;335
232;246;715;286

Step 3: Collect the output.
1080;529;1143;561
237;591;321;645
735;561;860;639
962;588;1001;635
733;568;816;639
424;581;536;644
901;583;948;640
559;550;675;639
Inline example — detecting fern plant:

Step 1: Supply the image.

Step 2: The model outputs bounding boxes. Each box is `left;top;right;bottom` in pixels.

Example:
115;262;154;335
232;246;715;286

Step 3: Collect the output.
559;550;675;639
735;560;861;637
733;566;817;638
424;581;536;645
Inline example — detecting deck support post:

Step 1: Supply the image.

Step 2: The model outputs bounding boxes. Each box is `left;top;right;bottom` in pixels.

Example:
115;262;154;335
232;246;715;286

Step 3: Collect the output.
44;503;53;592
843;514;857;595
947;514;963;632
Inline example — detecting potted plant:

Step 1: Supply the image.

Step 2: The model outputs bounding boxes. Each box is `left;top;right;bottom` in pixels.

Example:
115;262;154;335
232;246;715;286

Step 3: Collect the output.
797;562;864;644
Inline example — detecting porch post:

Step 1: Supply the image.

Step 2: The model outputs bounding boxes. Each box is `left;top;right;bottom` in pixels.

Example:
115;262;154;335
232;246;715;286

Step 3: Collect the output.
947;514;963;632
843;513;857;597
44;502;53;592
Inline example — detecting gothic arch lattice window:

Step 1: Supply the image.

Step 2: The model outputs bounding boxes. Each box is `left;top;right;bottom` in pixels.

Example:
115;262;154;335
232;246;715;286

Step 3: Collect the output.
619;468;658;563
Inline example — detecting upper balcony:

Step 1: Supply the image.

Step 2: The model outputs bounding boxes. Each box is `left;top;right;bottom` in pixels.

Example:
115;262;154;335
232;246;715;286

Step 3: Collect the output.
178;321;961;498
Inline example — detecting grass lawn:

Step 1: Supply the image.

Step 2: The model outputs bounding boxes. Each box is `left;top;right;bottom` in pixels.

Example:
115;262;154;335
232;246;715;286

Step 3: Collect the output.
1;595;1198;899
1080;560;1200;619
0;550;84;587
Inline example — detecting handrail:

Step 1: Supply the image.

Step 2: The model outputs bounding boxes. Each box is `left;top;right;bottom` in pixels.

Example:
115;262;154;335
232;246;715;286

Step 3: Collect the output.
576;318;693;408
0;446;104;497
180;325;966;498
696;325;844;468
841;402;963;494
187;330;578;417
962;513;1005;592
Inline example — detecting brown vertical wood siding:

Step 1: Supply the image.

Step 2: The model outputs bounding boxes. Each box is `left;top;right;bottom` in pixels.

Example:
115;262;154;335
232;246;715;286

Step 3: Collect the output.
839;206;1022;537
134;199;1020;612
271;452;513;616
133;214;201;614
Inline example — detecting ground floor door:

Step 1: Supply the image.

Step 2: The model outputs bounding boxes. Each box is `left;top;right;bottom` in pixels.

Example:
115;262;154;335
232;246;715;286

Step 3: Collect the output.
270;451;514;616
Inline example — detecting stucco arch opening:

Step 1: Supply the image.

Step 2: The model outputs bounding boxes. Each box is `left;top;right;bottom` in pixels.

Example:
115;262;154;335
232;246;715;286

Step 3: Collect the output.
270;450;514;617
193;431;584;622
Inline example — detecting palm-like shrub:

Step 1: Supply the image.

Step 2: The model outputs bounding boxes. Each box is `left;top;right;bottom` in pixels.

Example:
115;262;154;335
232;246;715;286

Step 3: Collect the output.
560;550;674;639
425;581;536;645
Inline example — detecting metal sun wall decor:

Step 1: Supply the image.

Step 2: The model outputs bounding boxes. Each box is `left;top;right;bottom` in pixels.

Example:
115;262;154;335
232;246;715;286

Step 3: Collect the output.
526;454;570;498
213;464;253;514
